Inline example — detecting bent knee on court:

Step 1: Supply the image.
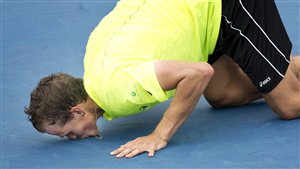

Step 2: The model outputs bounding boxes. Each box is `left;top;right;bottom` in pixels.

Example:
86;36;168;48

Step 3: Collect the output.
274;105;300;120
204;91;256;109
264;60;300;120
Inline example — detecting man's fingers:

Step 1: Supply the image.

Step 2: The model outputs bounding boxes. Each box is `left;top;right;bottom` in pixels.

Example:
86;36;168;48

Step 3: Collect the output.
125;149;140;158
111;135;168;158
115;148;132;158
147;143;156;157
110;145;126;155
148;149;155;157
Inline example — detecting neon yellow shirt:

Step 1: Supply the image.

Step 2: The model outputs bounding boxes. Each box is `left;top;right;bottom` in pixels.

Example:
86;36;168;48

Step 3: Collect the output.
84;0;221;120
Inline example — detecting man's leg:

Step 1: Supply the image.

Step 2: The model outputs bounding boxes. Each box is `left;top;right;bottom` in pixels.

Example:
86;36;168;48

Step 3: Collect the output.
204;0;300;120
204;55;262;108
205;55;300;120
262;56;300;119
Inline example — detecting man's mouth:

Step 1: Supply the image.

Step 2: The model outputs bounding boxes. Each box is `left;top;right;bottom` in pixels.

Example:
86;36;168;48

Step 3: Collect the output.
94;135;103;140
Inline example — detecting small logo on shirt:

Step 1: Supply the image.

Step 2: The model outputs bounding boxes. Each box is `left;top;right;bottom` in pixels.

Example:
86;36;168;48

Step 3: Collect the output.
259;77;271;87
139;106;148;111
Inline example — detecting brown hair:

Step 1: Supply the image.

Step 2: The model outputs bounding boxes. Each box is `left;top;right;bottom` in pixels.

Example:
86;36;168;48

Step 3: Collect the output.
24;73;88;132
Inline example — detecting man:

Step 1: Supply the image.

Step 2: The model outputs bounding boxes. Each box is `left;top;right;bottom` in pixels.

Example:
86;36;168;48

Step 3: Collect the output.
25;0;300;159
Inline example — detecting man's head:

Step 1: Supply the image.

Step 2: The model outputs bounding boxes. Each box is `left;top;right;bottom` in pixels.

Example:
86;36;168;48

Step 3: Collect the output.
24;73;100;139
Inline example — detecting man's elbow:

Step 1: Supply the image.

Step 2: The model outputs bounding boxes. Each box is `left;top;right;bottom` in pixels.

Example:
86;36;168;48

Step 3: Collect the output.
195;63;214;81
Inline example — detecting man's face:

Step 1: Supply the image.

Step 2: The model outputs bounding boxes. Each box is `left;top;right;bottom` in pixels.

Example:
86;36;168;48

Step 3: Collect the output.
44;110;98;140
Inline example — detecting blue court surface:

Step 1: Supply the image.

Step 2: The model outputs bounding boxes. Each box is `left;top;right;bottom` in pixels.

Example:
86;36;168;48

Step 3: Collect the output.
1;0;300;169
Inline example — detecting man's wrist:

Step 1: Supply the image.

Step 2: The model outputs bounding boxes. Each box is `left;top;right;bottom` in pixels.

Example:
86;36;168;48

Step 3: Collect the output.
152;132;169;142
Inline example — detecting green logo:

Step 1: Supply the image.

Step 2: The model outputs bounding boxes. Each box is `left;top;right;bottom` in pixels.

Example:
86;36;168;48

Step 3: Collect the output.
131;92;136;96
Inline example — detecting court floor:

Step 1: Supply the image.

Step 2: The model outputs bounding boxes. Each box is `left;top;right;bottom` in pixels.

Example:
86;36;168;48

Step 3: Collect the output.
1;0;299;168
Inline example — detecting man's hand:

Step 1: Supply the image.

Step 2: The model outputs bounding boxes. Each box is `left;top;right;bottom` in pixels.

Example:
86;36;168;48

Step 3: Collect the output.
110;133;168;158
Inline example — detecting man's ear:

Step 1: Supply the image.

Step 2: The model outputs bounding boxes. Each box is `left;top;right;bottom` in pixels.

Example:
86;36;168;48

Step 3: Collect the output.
70;106;85;117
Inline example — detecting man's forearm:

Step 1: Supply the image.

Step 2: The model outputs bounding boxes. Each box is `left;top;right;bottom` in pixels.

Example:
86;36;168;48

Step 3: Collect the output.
153;66;214;141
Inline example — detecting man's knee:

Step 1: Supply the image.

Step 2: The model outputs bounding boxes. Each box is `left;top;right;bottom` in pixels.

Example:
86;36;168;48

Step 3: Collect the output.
267;94;300;120
205;90;248;108
275;105;299;120
205;95;228;109
271;96;300;120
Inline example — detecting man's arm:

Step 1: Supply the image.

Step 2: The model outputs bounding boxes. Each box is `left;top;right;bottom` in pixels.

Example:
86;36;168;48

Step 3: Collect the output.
110;60;214;158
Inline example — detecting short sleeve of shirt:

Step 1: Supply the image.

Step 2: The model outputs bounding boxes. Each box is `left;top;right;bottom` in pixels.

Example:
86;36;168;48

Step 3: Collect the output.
125;61;168;103
98;61;173;120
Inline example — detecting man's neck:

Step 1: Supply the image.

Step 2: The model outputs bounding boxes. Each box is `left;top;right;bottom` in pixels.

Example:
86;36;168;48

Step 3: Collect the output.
86;96;104;119
95;107;104;119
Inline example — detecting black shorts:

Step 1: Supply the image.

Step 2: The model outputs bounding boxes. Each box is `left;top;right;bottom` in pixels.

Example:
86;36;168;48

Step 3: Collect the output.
208;0;292;93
